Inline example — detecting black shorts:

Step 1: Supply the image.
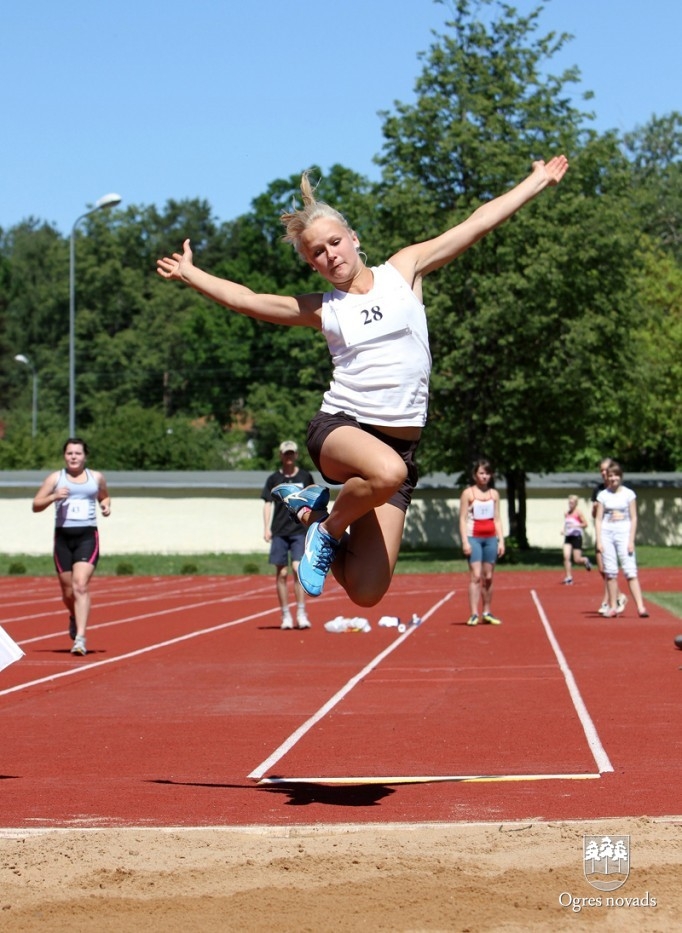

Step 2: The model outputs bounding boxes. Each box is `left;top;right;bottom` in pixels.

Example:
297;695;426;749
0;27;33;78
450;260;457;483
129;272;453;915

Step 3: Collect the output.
564;533;584;549
306;410;420;513
53;526;100;573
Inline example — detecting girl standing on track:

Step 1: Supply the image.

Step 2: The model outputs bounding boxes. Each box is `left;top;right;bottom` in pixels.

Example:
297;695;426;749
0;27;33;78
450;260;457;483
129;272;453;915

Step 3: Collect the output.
459;458;505;626
594;461;648;618
32;438;111;656
157;156;568;607
561;495;592;584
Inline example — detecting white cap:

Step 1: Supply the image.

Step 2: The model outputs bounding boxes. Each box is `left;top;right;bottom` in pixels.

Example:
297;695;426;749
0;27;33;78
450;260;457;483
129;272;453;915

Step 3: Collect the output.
279;440;298;454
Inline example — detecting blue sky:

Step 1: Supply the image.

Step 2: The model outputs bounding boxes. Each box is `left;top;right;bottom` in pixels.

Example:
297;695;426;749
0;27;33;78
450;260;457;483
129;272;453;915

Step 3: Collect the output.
2;0;679;236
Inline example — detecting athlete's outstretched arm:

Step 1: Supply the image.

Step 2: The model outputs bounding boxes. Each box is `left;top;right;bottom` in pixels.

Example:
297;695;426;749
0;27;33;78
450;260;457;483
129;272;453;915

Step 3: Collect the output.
157;239;322;328
391;156;569;286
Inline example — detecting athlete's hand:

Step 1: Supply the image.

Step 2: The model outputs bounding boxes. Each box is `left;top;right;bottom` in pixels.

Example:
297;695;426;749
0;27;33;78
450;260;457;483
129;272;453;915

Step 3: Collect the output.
156;238;194;281
531;154;569;186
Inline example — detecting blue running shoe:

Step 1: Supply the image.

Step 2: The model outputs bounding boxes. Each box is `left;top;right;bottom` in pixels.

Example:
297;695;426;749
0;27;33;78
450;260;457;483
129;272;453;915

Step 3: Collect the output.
271;483;330;522
298;521;340;597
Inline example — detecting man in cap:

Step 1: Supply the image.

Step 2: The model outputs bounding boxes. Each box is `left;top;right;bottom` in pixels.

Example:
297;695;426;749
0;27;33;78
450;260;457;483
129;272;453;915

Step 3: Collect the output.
261;441;315;629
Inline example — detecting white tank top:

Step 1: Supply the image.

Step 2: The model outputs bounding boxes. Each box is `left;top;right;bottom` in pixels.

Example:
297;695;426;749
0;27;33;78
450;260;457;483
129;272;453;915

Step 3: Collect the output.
54;468;99;528
320;262;431;427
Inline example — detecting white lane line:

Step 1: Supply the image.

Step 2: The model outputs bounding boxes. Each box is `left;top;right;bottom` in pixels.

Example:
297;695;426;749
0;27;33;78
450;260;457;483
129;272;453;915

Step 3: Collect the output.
0;579;267;625
248;591;455;781
0;606;276;698
257;772;600;785
13;584;275;646
531;589;614;774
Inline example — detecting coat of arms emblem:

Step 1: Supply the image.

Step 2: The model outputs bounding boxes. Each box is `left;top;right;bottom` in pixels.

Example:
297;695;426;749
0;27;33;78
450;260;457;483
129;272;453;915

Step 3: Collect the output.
583;835;630;891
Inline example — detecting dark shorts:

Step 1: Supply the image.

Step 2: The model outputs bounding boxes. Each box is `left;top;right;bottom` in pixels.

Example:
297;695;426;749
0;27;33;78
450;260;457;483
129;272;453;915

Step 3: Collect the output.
269;533;305;567
53;526;100;573
306;410;420;513
564;533;584;549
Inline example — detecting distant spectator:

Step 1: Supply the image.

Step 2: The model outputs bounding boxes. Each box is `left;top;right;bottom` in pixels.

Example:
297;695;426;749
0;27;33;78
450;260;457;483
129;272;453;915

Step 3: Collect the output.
595;461;649;618
459;458;505;626
261;441;314;630
591;458;627;614
561;495;592;583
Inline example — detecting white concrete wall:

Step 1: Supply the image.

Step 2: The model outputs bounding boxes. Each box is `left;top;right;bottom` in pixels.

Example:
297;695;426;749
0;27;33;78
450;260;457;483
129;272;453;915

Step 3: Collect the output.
4;485;680;555
5;497;269;556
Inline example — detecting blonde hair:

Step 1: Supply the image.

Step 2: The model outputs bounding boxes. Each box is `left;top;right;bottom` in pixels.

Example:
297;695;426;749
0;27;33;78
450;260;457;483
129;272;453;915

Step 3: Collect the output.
280;171;353;256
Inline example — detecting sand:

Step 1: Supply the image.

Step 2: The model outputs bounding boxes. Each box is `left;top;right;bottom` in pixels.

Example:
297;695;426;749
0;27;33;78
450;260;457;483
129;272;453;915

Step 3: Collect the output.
1;817;680;931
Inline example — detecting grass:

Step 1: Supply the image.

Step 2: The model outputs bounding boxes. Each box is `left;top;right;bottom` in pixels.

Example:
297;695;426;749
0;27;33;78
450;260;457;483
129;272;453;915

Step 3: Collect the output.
1;552;271;578
647;592;682;619
4;547;681;623
2;545;680;578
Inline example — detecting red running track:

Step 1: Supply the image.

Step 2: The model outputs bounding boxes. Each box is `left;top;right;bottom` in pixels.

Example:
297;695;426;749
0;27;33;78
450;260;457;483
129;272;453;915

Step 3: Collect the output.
0;569;680;829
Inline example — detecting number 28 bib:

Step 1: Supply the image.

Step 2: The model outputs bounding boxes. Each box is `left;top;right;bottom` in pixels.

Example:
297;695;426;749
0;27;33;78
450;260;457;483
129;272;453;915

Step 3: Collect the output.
337;297;411;348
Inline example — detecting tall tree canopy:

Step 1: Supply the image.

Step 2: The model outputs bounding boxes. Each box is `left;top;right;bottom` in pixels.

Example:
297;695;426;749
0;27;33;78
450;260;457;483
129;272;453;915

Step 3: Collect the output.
372;0;648;542
1;0;680;514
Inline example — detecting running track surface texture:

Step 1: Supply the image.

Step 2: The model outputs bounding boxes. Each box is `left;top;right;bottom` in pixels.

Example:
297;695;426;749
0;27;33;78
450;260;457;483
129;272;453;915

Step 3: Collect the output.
1;569;680;830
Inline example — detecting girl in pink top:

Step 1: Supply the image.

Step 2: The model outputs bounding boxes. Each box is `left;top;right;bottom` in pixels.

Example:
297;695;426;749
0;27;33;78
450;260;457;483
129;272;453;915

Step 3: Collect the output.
561;495;592;583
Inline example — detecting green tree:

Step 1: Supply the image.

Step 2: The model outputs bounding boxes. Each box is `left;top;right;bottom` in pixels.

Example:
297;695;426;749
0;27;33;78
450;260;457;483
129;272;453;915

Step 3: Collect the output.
373;0;643;545
84;401;229;470
174;164;376;435
623;112;682;262
625;245;682;468
0;220;68;432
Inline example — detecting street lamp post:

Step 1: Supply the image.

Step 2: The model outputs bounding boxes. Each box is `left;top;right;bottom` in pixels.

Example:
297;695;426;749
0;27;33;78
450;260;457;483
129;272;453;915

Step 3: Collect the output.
69;192;122;436
14;354;38;438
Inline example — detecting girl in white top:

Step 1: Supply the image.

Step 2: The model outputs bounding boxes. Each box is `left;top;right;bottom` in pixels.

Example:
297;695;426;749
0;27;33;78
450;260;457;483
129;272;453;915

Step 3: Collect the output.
595;462;648;618
157;156;568;607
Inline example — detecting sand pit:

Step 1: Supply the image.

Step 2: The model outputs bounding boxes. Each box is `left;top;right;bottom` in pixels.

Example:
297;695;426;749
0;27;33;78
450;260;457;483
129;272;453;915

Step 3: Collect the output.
1;817;680;931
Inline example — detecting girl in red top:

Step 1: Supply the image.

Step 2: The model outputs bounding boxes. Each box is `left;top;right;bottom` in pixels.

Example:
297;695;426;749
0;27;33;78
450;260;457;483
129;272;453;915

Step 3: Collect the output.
459;458;505;626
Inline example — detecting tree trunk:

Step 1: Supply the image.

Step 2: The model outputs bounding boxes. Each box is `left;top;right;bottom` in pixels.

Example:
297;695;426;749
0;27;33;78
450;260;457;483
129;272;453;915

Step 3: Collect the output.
163;371;171;417
504;468;529;549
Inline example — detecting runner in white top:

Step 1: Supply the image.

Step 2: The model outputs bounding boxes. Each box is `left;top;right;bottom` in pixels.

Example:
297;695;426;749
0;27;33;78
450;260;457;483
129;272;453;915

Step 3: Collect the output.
157;156;568;607
32;438;111;655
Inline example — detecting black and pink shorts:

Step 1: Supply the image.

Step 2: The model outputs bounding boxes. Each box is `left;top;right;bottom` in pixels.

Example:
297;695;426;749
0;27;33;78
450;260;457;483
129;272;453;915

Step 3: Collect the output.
53;526;100;573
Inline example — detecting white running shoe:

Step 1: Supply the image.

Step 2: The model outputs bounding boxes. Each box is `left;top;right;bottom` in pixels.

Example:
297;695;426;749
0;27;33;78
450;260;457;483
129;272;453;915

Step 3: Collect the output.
280;615;294;630
71;636;87;656
616;594;628;614
297;614;312;630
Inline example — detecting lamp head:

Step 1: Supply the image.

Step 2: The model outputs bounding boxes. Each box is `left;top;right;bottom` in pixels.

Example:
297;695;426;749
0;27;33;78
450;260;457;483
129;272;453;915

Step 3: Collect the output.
14;354;29;365
94;193;122;210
